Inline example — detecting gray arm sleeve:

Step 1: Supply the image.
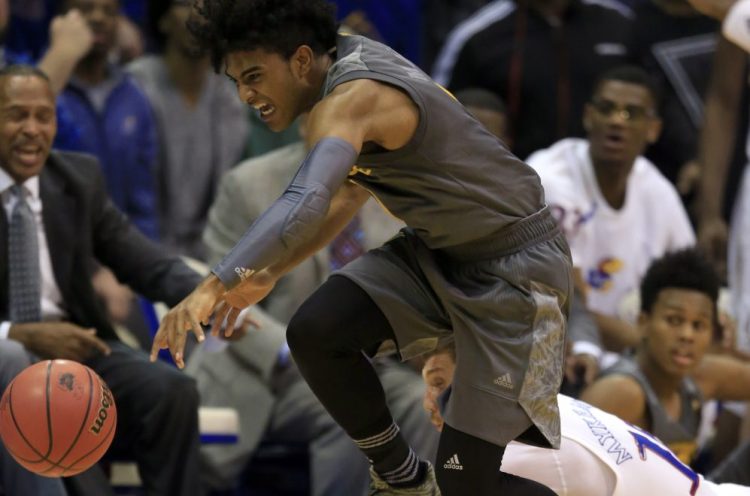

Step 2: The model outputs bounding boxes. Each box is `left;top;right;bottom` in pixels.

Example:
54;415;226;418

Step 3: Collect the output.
212;137;358;288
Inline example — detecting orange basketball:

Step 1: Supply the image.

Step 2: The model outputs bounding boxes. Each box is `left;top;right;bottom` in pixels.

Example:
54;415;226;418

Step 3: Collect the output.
0;359;117;477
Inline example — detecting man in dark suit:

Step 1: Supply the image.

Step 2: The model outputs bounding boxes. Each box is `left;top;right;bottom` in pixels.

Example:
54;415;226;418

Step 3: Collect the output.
0;64;203;496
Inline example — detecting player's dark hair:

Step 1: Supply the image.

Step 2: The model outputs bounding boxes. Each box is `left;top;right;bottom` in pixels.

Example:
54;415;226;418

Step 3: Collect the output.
592;65;662;109
640;248;720;318
0;65;51;84
455;88;506;115
187;0;338;73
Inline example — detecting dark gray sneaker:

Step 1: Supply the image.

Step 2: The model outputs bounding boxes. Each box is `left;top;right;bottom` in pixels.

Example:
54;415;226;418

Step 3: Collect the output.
368;462;442;496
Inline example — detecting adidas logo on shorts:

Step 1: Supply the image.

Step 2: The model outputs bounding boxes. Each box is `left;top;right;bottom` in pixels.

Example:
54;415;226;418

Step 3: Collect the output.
493;373;514;389
443;454;464;471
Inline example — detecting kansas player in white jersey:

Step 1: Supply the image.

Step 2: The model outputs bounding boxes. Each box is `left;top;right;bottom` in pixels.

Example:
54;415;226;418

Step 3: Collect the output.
423;348;750;496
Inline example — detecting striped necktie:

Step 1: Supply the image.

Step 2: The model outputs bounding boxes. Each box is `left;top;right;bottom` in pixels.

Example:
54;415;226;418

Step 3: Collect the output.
8;184;41;322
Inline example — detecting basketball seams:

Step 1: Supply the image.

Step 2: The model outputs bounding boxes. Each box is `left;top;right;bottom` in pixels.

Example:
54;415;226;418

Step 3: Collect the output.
39;366;97;475
5;380;50;463
61;410;116;477
44;360;54;457
0;360;117;477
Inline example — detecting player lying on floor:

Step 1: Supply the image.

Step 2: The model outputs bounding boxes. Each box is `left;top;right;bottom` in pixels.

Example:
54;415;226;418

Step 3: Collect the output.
422;346;750;496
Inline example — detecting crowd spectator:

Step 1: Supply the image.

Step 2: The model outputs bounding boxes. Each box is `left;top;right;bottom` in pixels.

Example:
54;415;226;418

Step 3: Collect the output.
527;65;695;364
432;0;634;159
127;0;248;260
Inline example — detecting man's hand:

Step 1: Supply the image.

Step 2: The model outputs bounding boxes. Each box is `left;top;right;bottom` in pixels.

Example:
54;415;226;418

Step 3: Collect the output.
92;267;133;323
38;8;95;95
48;9;94;63
8;322;111;362
213;310;261;342
150;275;226;368
115;15;144;63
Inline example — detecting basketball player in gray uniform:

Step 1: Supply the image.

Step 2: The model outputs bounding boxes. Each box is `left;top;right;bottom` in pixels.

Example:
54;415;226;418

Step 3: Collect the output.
151;1;572;494
599;358;703;464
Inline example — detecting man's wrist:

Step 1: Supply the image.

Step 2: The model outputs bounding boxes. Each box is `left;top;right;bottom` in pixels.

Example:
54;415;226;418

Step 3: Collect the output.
46;41;89;61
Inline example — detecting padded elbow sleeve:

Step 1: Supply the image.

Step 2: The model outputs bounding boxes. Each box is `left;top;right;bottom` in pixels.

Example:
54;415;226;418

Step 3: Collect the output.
213;137;359;288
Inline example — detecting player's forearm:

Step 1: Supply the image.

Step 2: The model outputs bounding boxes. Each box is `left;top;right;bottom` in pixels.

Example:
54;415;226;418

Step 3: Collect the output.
693;353;750;401
592;312;640;352
696;38;746;221
37;47;83;95
266;182;370;279
212;138;360;288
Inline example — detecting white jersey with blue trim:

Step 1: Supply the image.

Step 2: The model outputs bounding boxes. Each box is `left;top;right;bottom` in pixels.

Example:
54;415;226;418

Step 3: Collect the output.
498;395;750;496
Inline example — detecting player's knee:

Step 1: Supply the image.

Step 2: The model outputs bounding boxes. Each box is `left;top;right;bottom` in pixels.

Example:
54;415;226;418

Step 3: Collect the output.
286;305;336;360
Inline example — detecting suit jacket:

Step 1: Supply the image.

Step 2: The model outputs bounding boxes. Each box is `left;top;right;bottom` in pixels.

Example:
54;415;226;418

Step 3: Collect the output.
0;151;202;341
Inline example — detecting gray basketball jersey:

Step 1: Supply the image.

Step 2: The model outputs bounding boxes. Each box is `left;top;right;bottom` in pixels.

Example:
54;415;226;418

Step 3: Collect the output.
322;34;546;249
603;358;703;463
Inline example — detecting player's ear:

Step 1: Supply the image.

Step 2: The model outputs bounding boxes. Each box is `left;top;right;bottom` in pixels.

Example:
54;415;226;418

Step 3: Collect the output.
646;117;662;144
290;45;314;79
637;312;649;343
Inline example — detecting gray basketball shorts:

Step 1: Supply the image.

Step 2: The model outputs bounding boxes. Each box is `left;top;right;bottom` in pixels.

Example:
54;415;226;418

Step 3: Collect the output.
337;207;572;448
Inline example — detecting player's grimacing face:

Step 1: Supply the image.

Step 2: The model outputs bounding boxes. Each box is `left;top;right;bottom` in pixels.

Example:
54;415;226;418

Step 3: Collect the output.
584;80;661;166
639;288;714;377
225;49;306;132
0;76;57;184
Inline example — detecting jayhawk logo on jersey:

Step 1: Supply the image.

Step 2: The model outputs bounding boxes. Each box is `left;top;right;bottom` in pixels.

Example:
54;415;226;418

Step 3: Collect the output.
587;257;624;292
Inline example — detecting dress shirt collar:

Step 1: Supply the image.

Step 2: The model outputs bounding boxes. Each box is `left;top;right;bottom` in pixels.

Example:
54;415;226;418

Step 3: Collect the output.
0;168;40;201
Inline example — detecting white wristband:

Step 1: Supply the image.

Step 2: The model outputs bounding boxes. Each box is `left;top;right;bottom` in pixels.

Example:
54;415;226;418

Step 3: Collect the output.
723;0;750;53
0;321;11;340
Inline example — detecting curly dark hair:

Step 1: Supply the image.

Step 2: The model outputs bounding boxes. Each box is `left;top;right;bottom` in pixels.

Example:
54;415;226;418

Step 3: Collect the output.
187;0;338;72
640;248;720;317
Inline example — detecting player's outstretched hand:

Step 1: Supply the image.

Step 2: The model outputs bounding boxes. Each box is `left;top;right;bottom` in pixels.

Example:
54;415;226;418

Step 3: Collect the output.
210;270;276;338
150;275;226;368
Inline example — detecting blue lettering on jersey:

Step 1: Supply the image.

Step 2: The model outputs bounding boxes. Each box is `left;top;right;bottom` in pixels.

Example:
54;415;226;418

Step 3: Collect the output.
571;400;633;465
629;426;700;495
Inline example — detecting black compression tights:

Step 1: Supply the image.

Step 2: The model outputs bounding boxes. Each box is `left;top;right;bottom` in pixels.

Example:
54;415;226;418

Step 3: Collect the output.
436;424;558;496
288;276;557;495
286;275;398;440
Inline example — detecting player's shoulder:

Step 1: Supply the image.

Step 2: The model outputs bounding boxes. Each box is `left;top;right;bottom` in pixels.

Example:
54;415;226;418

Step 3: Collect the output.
527;139;586;188
581;373;647;422
631;156;684;200
526;138;584;165
322;78;399;108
